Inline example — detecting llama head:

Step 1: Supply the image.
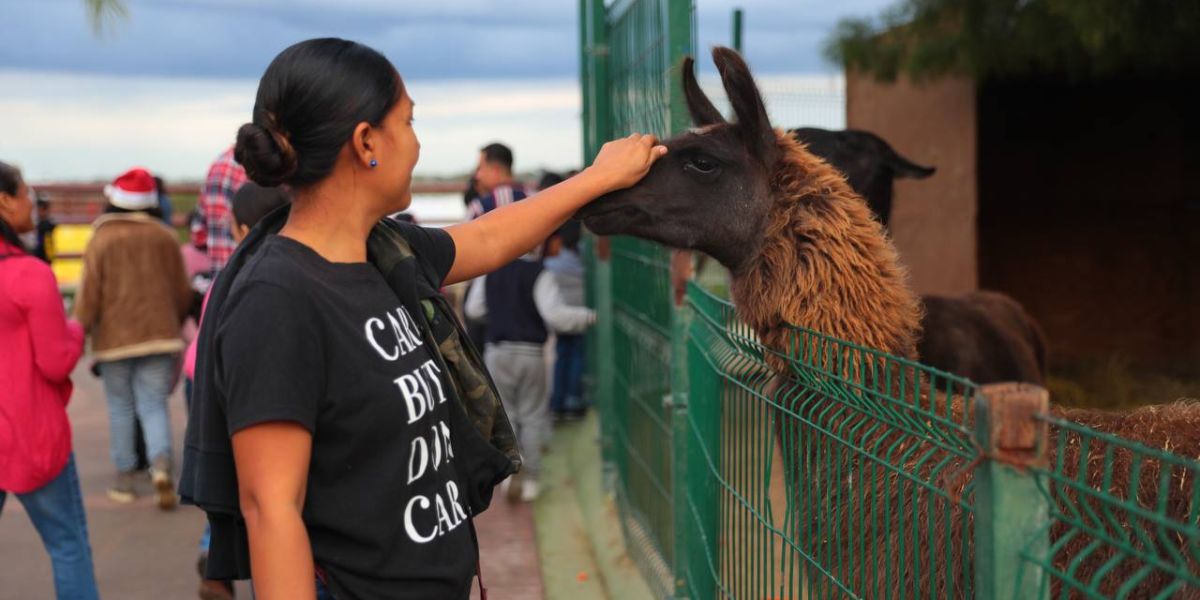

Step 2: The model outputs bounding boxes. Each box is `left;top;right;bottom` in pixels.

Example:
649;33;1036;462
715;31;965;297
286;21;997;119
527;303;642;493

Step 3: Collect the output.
578;47;780;273
790;127;936;229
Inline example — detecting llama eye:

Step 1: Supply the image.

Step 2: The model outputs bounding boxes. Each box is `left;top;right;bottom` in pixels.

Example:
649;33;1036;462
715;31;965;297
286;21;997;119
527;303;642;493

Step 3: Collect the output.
685;156;718;175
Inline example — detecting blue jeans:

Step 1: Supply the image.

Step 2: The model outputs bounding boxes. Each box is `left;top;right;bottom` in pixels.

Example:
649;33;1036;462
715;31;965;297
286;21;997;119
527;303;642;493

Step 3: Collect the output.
0;455;100;600
98;353;177;472
316;577;335;600
551;334;586;413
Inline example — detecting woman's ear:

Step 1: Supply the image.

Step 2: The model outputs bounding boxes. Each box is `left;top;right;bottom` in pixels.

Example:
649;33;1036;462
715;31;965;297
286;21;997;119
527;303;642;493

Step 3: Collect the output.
352;122;375;168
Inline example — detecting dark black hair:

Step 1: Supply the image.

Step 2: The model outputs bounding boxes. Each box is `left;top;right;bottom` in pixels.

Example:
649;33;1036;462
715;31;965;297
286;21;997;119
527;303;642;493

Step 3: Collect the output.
463;175;480;206
153;175;168;197
0;161;20;197
236;38;404;188
480;142;514;172
0;161;27;252
555;219;582;251
537;171;565;191
232;183;292;230
103;203;165;221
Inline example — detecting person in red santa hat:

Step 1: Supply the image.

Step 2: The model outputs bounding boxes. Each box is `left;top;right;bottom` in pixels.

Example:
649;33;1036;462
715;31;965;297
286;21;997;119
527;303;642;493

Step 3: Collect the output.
74;167;193;510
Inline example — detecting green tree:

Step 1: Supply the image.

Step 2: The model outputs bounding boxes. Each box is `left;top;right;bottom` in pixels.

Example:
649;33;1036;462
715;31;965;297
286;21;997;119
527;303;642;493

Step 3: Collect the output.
825;0;1200;82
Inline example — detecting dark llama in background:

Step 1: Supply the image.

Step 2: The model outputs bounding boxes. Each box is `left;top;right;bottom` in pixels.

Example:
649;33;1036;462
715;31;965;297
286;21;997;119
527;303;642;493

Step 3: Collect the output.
787;127;935;230
580;47;1198;598
795;127;1048;385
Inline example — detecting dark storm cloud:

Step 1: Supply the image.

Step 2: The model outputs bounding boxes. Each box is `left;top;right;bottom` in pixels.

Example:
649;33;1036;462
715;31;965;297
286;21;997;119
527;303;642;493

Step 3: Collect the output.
0;0;891;79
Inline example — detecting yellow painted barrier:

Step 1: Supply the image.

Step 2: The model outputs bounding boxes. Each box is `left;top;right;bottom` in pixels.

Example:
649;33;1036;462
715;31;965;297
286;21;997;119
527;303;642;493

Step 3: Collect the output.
50;224;93;290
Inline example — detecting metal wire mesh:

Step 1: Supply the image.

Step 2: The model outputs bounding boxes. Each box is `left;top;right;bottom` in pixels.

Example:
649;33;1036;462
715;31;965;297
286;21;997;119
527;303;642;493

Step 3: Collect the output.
610;236;675;597
1023;415;1200;599
607;0;671;139
588;1;685;595
685;283;984;599
698;75;846;130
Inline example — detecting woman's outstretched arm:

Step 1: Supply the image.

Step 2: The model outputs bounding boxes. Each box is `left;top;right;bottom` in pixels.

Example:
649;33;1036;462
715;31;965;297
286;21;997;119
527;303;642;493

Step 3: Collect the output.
444;133;666;285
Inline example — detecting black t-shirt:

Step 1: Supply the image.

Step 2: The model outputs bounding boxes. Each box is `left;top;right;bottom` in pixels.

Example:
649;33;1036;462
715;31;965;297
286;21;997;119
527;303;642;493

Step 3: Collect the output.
215;230;474;599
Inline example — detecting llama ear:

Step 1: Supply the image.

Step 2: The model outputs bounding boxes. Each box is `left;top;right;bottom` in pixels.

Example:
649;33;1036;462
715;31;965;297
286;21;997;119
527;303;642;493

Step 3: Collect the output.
682;55;724;127
712;47;777;162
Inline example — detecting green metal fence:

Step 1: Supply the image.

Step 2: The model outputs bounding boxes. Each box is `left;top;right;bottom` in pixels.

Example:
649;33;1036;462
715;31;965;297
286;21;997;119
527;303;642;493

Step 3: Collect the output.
578;2;1200;599
580;0;692;596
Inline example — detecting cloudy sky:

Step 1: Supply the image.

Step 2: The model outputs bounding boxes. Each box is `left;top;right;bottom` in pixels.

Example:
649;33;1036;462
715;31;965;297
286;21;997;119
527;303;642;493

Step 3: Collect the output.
0;0;892;182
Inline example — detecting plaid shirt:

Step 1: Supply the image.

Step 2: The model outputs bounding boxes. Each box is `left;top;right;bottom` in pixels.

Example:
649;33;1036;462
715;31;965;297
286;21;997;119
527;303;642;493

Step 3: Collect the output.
199;147;247;272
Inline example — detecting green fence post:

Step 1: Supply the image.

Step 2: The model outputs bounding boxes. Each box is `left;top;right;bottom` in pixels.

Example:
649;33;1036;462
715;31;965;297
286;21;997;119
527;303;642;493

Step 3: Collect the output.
594;239;615;473
580;0;615;470
579;0;593;162
731;8;743;53
669;255;692;599
666;0;695;136
589;0;610;156
666;2;695;598
973;383;1051;600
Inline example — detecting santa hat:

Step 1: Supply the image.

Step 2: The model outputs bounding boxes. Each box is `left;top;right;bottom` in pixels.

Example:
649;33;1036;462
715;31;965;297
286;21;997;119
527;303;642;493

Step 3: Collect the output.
104;168;159;211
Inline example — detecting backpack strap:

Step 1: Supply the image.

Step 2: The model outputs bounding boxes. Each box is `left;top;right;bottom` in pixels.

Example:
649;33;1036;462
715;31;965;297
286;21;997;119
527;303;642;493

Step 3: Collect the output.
468;516;488;600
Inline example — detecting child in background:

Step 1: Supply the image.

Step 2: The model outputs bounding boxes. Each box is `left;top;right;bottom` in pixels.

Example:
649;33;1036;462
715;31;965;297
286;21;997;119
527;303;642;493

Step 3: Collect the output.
536;172;590;422
544;218;588;421
180;209;214;410
181;209;214;295
184;182;291;600
464;225;595;502
32;192;56;263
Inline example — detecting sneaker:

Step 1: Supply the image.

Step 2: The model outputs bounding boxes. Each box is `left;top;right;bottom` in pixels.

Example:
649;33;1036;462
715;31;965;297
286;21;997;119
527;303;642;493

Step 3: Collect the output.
107;471;137;504
198;579;235;600
520;478;540;502
150;455;177;510
504;473;523;504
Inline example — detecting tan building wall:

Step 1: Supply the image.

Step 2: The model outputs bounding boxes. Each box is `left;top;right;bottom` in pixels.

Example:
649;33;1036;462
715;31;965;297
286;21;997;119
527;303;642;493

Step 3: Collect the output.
846;73;978;295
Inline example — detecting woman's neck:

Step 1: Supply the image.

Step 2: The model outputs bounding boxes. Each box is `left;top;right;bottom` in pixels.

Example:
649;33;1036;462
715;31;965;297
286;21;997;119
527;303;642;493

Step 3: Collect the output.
281;180;380;264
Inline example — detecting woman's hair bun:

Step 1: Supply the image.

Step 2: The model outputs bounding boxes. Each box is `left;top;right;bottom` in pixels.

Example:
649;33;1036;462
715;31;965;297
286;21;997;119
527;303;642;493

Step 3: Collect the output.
239;38;403;188
234;118;298;187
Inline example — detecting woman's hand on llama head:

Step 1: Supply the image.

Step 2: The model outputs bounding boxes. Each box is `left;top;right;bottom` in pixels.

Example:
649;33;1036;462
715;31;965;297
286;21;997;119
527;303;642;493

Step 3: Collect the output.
586;133;669;193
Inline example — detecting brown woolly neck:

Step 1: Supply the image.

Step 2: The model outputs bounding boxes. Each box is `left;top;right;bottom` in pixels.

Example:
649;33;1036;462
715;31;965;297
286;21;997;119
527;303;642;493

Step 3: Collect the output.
728;131;923;359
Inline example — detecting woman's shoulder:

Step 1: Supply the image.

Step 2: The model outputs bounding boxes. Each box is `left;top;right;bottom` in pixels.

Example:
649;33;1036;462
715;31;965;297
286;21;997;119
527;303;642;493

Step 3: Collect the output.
380;217;456;283
89;213;175;245
1;252;54;276
0;253;60;300
228;238;314;295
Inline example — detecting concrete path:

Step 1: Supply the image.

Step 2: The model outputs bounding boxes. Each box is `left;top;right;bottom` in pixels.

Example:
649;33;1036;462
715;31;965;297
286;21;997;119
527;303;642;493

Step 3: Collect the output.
0;359;545;599
471;496;545;599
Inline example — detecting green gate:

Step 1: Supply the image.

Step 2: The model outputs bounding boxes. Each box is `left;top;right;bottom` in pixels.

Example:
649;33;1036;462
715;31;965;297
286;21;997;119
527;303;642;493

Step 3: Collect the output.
578;2;1200;599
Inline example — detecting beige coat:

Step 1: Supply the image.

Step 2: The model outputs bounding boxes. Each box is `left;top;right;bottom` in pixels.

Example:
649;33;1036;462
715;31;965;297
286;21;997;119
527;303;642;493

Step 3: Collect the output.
75;212;192;362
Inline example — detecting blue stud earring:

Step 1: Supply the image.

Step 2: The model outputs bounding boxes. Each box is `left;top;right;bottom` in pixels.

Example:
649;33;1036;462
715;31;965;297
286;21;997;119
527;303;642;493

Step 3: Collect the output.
369;159;378;168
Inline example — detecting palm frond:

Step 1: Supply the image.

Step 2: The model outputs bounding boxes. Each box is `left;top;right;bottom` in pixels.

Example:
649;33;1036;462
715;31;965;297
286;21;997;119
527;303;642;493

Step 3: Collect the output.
83;0;129;36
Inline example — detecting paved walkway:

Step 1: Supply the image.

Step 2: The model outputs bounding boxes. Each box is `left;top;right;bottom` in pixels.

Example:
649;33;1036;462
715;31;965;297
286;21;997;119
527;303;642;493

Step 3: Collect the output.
0;359;543;599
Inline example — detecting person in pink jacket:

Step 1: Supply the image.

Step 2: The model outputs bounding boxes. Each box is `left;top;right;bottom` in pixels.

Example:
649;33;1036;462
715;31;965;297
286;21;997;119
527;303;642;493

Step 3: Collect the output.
0;161;100;600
